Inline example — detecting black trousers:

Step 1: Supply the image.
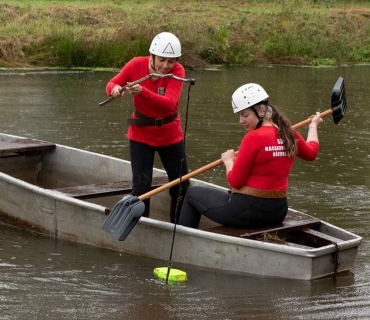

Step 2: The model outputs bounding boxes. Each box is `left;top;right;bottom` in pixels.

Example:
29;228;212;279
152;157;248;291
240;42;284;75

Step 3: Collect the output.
178;186;288;229
130;140;189;223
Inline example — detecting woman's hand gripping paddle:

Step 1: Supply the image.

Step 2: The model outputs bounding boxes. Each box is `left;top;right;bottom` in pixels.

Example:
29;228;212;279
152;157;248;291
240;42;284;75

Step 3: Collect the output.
101;77;348;241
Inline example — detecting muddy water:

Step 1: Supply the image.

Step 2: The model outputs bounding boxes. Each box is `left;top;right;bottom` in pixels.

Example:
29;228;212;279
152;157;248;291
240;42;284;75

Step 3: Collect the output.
0;66;369;319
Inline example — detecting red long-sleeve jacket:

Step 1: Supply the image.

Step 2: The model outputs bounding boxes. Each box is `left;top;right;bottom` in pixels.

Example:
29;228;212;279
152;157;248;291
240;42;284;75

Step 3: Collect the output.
227;126;319;191
106;56;185;146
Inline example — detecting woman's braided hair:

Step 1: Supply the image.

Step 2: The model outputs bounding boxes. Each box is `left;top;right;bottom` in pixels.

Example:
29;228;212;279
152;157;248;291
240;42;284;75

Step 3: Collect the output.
254;103;297;157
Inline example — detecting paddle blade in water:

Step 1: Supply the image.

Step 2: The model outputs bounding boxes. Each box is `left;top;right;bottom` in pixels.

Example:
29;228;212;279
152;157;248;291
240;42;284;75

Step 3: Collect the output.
101;195;145;241
153;267;187;282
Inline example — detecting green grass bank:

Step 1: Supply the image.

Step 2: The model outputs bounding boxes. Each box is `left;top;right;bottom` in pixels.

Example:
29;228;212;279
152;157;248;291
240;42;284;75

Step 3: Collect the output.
1;0;370;69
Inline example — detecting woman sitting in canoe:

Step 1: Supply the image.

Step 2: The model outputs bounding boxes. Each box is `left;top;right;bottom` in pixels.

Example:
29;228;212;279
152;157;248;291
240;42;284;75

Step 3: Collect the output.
105;32;189;223
179;83;323;229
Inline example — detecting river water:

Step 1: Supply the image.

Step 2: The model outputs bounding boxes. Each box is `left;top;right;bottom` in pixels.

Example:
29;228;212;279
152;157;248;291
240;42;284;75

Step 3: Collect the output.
0;66;369;319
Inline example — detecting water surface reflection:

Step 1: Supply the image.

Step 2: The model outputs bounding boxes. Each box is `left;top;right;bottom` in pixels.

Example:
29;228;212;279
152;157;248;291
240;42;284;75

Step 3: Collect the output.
0;66;369;319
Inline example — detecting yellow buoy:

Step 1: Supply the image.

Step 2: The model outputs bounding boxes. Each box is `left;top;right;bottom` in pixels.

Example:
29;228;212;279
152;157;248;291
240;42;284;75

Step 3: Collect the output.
153;267;187;282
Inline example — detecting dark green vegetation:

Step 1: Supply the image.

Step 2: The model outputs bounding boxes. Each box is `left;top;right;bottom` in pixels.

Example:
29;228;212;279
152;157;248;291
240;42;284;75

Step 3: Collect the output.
1;0;370;69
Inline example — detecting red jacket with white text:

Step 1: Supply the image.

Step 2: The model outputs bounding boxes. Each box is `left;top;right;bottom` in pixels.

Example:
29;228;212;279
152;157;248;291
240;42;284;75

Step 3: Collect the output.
227;126;319;191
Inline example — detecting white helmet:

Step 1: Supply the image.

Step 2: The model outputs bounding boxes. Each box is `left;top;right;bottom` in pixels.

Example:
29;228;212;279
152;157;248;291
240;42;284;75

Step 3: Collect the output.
149;32;182;58
231;83;269;113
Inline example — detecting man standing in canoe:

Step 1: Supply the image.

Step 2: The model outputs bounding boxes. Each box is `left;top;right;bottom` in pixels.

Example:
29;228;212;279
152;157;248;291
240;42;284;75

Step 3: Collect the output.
179;83;323;229
105;32;189;223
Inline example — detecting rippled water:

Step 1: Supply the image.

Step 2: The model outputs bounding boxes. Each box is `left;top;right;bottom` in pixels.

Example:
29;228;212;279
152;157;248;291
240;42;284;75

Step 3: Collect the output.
0;66;369;319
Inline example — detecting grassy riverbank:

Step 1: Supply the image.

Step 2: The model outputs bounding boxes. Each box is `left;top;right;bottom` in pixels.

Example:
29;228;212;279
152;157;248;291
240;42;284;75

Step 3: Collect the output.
1;0;370;69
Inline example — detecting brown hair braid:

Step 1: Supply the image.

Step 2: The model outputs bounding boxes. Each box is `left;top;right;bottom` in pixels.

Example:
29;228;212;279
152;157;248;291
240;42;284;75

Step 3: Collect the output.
255;103;297;157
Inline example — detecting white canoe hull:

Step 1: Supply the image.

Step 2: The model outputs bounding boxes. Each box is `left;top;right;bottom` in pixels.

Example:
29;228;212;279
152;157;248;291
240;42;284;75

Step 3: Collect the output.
0;133;362;280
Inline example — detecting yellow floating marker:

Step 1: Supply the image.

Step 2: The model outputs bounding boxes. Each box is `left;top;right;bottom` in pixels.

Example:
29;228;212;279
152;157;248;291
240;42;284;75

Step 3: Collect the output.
153;267;187;282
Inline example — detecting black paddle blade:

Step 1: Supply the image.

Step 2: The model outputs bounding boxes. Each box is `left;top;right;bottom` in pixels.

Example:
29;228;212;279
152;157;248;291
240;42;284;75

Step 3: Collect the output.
101;195;145;241
331;77;348;124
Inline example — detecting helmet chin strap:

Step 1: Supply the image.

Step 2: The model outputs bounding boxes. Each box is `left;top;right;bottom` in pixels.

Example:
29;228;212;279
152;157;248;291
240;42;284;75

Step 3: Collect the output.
150;55;157;72
251;106;265;129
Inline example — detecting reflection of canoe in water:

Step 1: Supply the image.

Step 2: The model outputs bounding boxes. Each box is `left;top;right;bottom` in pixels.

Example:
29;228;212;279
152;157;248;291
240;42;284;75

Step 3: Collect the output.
0;133;362;280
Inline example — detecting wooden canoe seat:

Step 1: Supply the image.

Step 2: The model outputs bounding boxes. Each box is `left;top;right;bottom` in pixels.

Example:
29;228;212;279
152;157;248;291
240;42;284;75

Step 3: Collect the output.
203;210;322;239
298;228;344;246
54;176;169;199
0;139;56;156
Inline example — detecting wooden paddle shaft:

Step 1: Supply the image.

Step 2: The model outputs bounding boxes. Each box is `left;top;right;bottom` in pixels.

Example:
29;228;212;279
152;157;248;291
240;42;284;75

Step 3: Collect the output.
292;109;333;129
139;109;333;201
139;157;224;201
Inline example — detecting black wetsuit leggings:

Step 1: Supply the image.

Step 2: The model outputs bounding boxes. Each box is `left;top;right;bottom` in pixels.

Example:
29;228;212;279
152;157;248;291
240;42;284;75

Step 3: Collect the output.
178;186;288;229
130;140;189;223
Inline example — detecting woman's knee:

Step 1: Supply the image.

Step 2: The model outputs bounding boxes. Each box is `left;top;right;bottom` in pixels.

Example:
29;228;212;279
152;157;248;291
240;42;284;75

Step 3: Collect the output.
132;173;153;195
